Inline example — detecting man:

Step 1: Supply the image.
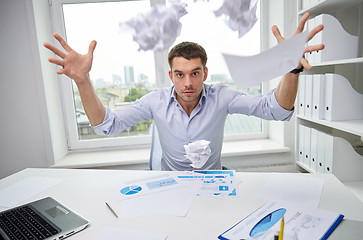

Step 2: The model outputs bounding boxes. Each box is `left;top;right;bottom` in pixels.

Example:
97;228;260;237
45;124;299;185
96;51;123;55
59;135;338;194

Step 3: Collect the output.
44;12;324;171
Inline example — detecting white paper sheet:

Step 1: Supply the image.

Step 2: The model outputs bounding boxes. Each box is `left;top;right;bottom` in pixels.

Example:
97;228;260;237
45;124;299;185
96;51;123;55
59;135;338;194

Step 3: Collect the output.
0;176;63;208
223;31;308;89
255;174;324;208
94;227;167;240
110;181;202;217
219;201;343;240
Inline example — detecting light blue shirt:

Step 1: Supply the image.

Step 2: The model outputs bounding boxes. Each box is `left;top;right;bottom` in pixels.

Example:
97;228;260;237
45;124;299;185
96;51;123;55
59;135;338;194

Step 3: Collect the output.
93;84;293;171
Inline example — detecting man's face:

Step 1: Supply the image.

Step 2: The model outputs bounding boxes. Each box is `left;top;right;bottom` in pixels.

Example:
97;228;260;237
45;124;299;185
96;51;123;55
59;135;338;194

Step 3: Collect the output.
169;57;208;109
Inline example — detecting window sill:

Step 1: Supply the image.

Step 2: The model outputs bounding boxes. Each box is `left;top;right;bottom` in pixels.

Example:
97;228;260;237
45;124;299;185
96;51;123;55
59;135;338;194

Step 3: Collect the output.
51;139;290;169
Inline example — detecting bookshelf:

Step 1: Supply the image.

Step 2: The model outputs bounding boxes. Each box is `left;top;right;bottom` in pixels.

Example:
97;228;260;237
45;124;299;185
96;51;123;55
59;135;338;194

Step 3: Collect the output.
296;0;363;201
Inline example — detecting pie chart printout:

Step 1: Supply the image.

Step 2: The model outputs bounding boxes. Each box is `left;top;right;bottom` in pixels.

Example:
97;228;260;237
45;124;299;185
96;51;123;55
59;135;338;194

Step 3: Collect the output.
120;185;143;195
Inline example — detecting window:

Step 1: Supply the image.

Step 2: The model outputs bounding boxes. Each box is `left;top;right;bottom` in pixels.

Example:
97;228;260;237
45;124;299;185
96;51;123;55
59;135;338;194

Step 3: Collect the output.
50;0;265;150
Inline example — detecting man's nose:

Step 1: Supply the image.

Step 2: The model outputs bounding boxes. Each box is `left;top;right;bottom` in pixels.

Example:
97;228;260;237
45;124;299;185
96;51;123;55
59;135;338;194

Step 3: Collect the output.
185;75;192;87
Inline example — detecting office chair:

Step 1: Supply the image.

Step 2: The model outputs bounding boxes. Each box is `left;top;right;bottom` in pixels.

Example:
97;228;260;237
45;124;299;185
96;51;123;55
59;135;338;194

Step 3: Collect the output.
149;123;162;170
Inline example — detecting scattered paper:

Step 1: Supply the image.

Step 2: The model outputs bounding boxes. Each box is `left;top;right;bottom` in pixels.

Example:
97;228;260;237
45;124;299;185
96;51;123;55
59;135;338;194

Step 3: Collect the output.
94;227;167;240
223;31;308;89
214;0;258;38
110;181;202;217
255;173;324;208
219;201;343;240
184;140;211;168
0;176;63;208
121;0;187;51
117;174;186;201
176;170;241;197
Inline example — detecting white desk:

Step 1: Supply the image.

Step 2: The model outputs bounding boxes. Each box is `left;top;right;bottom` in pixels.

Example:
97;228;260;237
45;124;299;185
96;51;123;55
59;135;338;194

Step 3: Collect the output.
1;168;363;239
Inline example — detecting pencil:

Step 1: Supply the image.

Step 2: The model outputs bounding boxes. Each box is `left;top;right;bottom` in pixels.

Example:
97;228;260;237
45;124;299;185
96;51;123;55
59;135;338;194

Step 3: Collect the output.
278;216;284;240
105;202;118;218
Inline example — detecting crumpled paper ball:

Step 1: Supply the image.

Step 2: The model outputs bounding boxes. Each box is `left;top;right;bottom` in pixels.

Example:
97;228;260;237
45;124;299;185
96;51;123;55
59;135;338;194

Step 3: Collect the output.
121;0;187;51
184;140;211;169
214;0;258;38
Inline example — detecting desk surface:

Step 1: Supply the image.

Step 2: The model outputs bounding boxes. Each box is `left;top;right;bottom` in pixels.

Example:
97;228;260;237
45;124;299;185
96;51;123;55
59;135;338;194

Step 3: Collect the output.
1;168;363;239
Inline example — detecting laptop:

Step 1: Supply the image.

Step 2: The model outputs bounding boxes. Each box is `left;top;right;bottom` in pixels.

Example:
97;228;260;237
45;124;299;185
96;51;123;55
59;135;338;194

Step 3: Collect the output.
0;197;89;240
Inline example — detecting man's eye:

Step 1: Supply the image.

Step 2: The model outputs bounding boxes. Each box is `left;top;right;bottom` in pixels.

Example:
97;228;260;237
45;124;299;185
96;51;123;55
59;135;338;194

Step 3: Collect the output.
192;72;199;76
177;73;183;77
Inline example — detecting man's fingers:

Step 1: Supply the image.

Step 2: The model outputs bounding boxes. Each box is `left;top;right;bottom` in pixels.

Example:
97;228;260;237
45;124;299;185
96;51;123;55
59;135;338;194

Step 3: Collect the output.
43;42;66;59
300;57;312;71
88;40;97;55
53;33;72;52
295;12;310;34
272;25;285;43
48;57;64;67
304;43;325;54
308;24;324;42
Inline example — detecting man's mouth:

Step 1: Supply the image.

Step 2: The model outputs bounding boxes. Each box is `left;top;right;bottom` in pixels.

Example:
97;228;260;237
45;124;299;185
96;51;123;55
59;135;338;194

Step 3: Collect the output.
183;90;195;96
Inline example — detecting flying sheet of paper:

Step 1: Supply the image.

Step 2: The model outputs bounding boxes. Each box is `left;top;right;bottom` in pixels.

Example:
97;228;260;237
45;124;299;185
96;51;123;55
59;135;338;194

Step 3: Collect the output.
215;0;258;38
223;31;308;89
94;227;167;240
0;176;63;208
255;173;324;208
121;0;187;51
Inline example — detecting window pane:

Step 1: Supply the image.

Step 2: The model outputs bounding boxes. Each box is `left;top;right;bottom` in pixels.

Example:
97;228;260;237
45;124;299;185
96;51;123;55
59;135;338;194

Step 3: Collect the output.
62;1;155;140
62;0;262;142
172;0;262;135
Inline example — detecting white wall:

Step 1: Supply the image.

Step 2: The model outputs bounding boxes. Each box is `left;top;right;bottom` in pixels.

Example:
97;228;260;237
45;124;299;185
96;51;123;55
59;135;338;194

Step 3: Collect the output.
0;0;52;178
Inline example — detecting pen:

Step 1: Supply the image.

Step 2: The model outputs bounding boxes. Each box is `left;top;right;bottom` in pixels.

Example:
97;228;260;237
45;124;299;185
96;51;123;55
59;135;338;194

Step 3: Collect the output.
105;202;118;218
278;216;284;240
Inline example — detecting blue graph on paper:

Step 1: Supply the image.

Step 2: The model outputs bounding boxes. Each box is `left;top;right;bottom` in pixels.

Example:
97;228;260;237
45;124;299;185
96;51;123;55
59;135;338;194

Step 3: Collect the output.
120;185;143;195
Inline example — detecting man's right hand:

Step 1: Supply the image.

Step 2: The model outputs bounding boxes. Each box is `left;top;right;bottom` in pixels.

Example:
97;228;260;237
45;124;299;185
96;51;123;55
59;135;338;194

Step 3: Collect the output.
43;33;97;85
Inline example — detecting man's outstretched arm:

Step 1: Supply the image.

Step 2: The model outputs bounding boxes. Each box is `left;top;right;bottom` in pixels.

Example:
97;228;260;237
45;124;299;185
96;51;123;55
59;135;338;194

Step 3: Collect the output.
273;12;324;110
44;33;105;126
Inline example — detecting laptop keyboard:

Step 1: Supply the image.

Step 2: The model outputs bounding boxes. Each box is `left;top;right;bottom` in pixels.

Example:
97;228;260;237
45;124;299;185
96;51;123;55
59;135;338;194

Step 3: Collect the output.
0;205;60;240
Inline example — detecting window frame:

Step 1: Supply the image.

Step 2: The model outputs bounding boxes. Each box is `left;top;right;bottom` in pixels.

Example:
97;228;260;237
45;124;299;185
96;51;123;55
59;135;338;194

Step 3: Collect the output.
49;0;268;151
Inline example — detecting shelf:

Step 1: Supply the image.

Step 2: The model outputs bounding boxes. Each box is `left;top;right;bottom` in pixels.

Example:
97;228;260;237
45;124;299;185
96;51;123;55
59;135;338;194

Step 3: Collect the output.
296;161;315;173
344;181;363;202
310;57;363;67
297;115;363;137
298;0;362;15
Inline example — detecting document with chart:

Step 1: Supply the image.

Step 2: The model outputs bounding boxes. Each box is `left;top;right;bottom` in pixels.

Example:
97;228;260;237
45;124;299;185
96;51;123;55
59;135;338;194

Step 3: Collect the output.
218;201;344;240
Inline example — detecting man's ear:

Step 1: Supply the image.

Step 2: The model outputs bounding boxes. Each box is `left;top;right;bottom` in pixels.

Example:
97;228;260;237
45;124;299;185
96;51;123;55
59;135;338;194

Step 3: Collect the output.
203;67;208;82
169;70;174;83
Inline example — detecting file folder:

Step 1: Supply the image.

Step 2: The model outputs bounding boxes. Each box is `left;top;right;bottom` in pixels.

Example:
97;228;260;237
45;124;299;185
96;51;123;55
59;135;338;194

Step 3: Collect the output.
304;75;313;118
298;125;305;164
324;74;363;121
303;126;311;167
322;134;363;182
312;74;325;119
298;75;305;116
310;128;318;172
316;130;325;173
314;14;359;63
305;18;315;63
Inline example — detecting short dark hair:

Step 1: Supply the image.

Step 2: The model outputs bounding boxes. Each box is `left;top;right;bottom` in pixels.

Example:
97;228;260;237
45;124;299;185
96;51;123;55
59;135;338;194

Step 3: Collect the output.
168;41;208;69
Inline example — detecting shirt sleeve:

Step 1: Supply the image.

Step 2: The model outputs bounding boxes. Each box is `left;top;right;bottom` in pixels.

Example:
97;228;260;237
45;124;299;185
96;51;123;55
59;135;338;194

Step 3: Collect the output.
92;94;154;136
228;88;294;121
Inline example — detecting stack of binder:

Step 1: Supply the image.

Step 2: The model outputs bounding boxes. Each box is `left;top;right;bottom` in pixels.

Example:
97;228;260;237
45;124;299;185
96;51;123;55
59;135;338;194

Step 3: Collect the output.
306;14;359;64
298;125;363;182
298;73;363;121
